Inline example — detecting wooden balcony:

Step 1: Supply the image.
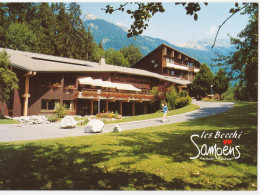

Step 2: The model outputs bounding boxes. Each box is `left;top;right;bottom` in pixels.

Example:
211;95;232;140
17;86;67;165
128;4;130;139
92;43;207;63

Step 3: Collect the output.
76;88;153;101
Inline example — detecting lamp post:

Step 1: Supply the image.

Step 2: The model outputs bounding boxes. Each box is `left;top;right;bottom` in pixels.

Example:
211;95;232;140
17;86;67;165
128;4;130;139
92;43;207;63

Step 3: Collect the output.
211;85;213;95
97;89;101;114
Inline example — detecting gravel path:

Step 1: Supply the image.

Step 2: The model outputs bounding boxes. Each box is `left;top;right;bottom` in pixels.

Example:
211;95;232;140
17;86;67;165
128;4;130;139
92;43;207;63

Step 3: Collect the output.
0;101;234;142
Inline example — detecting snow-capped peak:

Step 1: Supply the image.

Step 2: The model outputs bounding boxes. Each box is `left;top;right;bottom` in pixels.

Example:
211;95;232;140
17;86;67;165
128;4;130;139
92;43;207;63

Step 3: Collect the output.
83;13;98;21
175;39;231;51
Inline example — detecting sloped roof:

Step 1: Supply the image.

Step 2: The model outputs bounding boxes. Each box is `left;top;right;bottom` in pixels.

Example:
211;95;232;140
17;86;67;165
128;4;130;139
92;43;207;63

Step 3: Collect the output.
0;47;192;86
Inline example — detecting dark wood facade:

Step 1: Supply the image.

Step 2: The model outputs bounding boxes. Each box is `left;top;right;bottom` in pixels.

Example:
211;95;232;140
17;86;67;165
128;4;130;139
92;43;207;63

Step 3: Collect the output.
132;44;201;82
5;69;167;117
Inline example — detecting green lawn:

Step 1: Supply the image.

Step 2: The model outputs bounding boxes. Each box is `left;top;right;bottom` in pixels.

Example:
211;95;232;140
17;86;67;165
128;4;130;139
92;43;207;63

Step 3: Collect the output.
0;102;257;190
78;104;199;126
0;119;19;124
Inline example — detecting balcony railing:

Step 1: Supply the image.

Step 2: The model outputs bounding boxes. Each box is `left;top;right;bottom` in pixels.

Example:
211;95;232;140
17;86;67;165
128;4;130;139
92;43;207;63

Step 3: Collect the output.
194;68;200;73
76;89;154;101
188;67;194;71
163;74;187;80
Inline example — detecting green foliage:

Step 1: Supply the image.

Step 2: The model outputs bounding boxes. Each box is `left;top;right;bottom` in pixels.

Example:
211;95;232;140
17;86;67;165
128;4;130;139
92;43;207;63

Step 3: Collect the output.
0;3;98;62
234;83;250;101
6;23;38;51
105;48;130;67
165;86;178;110
89;42;105;62
175;96;192;109
213;68;229;100
112;126;119;133
222;86;235;101
212;4;258;101
47;114;59;122
55;103;68;118
178;90;188;97
150;86;159;96
0;50;19;114
120;44;143;65
191;63;214;98
0;114;6;119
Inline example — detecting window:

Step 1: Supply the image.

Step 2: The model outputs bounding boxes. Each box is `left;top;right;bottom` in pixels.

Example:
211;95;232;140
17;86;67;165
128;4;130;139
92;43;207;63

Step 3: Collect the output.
188;62;194;67
41;99;57;110
64;78;76;88
167;48;171;56
63;100;71;110
171;70;175;75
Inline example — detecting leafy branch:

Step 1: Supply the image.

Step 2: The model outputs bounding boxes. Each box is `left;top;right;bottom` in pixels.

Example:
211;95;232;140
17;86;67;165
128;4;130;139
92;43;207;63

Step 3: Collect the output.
211;3;250;49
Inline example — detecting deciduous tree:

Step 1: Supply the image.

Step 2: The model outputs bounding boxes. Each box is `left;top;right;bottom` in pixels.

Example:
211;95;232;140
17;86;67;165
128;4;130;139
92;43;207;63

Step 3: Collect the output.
0;50;19;115
120;44;143;66
213;68;229;100
212;3;258;101
191;63;214;98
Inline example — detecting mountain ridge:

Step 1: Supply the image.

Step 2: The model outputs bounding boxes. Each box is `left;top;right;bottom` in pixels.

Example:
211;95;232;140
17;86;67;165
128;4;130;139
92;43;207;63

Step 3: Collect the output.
82;13;235;73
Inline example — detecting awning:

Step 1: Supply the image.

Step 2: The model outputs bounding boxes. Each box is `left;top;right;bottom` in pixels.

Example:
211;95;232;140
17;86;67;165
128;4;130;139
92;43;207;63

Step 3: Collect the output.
78;77;141;92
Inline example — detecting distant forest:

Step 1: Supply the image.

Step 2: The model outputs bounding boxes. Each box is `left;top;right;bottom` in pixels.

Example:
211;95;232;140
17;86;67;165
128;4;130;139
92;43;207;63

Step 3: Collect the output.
0;2;143;67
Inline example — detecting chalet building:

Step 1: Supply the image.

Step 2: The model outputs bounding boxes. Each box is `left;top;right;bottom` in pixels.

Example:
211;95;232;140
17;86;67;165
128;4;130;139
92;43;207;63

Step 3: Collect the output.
132;44;201;92
0;44;200;117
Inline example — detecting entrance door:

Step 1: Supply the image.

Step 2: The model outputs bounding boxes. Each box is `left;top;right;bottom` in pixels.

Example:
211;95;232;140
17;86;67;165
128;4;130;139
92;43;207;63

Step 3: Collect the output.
77;99;89;116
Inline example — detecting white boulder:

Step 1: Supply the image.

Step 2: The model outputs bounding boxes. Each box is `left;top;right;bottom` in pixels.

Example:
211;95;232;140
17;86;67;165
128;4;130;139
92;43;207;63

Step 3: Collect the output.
13;115;49;125
84;119;104;133
61;116;77;128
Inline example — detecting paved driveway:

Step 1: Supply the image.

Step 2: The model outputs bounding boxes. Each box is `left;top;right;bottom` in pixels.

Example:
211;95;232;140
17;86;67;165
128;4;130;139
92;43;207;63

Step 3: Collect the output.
0;101;234;142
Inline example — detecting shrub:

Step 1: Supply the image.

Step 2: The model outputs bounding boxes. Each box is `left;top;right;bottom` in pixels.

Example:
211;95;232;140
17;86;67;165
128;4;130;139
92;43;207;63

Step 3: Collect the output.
55;103;68;118
47;114;59;122
0;114;6;119
166;86;178;110
175;96;192;108
223;87;235;101
113;126;119;133
178;90;188;97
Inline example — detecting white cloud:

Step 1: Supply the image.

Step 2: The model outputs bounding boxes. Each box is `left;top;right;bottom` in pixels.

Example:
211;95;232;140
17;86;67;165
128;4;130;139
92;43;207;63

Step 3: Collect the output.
205;25;218;36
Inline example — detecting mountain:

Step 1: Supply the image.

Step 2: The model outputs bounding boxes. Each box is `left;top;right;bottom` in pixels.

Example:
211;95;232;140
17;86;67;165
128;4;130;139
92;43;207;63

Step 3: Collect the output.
82;13;235;73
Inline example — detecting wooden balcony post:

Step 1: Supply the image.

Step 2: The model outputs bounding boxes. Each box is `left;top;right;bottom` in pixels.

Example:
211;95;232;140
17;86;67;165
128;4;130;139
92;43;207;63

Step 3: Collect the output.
90;100;93;115
22;71;36;116
60;74;64;104
105;101;109;113
132;102;135;116
23;76;30;116
119;101;122;115
144;102;147;114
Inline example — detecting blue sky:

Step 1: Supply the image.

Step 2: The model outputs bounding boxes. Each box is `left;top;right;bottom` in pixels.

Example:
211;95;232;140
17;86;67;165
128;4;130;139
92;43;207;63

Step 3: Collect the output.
78;2;250;45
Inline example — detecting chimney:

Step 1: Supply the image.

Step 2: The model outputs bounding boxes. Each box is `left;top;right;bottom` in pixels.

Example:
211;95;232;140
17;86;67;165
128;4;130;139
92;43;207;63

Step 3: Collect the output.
99;56;106;65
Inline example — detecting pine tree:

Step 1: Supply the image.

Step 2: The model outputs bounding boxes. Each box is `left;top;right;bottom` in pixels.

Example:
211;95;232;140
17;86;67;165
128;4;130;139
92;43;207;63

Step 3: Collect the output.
53;3;72;58
32;3;55;55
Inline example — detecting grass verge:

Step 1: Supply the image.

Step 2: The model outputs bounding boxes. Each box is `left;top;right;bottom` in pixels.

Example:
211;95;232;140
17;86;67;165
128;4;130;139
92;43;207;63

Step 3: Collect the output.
0;119;19;124
0;102;257;190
